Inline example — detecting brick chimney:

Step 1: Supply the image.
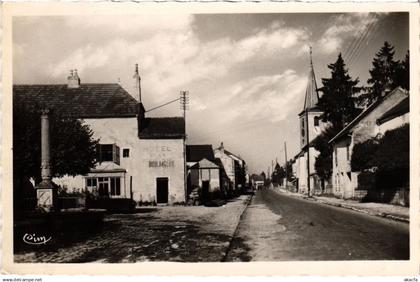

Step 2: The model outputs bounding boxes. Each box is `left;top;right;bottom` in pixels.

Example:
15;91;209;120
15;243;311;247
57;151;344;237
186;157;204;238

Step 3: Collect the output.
67;69;81;88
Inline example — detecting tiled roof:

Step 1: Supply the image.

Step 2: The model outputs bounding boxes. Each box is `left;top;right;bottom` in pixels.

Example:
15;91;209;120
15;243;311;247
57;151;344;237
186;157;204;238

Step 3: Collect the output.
139;117;185;139
329;87;408;144
13;84;139;118
186;145;215;162
377;97;409;125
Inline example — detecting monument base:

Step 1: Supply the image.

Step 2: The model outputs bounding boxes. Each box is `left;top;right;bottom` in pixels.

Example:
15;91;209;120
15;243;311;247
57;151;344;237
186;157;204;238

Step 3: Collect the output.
36;180;57;212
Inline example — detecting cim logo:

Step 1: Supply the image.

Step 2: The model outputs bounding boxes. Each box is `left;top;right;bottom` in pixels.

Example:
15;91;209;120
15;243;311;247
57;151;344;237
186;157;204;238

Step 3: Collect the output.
23;233;51;245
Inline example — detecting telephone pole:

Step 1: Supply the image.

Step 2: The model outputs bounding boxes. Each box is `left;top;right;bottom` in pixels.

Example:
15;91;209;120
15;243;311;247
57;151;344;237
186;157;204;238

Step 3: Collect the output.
284;141;288;189
180;91;189;202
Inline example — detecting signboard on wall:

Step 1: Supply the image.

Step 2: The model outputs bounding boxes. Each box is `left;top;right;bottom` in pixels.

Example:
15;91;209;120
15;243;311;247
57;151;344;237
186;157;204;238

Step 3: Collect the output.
149;160;175;168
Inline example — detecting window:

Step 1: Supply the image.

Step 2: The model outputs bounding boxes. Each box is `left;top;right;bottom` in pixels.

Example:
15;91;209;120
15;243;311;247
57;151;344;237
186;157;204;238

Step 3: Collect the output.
314;116;320;126
86;178;97;189
301;128;305;137
96;144;120;164
123;148;130;158
346;144;350;161
334;147;338;167
86;176;121;197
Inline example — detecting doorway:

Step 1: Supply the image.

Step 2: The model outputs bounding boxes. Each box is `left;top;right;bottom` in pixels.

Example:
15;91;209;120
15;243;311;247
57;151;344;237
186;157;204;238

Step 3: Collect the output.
156;177;169;204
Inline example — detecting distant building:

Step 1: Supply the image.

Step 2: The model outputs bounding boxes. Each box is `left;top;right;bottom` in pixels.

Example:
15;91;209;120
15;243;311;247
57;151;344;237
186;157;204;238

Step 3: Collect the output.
329;87;409;199
186;145;223;199
295;51;327;195
214;142;247;195
14;65;186;206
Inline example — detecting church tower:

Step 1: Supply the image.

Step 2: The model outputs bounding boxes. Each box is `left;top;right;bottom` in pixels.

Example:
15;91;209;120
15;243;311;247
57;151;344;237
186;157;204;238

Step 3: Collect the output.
299;47;324;149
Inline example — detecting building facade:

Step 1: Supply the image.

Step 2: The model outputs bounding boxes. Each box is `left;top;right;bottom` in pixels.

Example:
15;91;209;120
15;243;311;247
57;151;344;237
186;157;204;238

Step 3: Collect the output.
295;52;326;195
14;66;186;206
329;87;409;199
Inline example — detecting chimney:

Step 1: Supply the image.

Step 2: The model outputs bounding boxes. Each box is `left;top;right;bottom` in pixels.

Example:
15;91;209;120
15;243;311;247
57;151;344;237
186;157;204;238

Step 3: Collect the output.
220;142;224;152
67;69;81;88
133;63;142;102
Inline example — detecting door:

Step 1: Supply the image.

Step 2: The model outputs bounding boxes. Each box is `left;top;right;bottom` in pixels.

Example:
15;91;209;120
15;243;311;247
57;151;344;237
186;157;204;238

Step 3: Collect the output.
202;180;210;201
156;177;169;204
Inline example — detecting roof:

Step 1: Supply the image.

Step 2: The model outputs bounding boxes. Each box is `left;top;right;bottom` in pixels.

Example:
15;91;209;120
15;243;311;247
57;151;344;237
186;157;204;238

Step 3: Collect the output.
329;87;408;144
377;97;409;125
186;145;215;162
13;84;139;118
223;149;243;162
302;57;320;112
139;117;185;139
190;158;219;169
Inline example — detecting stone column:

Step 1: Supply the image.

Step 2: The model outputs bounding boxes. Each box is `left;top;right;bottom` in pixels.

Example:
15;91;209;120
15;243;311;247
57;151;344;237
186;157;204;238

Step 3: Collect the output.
36;109;56;212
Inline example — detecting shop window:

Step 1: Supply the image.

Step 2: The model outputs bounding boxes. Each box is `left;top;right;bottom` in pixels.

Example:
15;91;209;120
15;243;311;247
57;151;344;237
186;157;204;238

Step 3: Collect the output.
123;148;130;158
86;176;121;197
96;144;120;164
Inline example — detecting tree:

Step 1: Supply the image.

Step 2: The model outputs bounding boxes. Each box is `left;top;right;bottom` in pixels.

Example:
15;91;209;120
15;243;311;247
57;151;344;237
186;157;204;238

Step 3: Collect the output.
351;137;380;172
318;53;362;129
313;125;341;181
363;41;400;105
395;51;410;91
13;102;99;184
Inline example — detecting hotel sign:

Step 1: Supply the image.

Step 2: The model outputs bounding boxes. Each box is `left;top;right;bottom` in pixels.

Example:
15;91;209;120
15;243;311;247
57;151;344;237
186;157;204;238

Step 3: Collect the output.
149;160;175;168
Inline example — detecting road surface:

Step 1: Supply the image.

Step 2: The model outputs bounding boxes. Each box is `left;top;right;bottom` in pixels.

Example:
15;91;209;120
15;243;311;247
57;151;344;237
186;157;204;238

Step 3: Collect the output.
225;189;409;261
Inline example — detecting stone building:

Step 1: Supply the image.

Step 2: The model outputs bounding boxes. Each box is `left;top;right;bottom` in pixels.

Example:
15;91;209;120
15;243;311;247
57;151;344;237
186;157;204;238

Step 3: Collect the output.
329;87;409;199
13;65;186;206
295;51;327;195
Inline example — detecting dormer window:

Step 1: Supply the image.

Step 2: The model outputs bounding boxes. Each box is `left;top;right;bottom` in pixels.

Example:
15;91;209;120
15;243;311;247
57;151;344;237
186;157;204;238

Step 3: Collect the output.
97;144;120;165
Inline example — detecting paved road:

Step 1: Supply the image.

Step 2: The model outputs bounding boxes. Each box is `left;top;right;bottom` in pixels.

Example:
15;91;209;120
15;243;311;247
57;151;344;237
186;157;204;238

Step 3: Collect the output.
225;189;409;261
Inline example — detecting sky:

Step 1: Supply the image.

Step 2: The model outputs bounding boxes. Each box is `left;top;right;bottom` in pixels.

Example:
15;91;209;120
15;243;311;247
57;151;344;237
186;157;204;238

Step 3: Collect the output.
13;12;409;174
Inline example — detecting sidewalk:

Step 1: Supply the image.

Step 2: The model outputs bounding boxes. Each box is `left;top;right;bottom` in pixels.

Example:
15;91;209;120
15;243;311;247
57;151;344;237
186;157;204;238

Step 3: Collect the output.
275;187;409;223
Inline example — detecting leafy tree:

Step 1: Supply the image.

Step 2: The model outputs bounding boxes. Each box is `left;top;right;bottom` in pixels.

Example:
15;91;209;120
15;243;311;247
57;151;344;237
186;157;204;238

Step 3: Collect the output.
374;124;409;172
351;124;409;191
13;102;99;184
318;53;362;129
313;125;341;181
351;137;380;172
285;160;294;182
362;41;400;105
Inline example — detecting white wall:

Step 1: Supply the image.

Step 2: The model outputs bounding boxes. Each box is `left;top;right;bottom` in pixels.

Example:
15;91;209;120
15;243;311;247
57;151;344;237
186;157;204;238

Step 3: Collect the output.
53;117;186;204
214;150;235;189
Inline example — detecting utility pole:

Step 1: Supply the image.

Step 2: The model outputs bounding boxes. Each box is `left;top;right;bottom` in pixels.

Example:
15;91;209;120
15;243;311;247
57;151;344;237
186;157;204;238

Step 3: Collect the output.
284;141;288;189
180;91;189;202
306;47;313;198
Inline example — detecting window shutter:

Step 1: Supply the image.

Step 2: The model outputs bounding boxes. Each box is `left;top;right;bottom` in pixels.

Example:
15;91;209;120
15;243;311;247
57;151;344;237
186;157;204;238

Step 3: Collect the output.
113;144;120;165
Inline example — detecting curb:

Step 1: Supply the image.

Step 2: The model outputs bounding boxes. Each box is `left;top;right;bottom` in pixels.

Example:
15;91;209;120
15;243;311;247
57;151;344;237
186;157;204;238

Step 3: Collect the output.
221;194;253;262
275;189;409;224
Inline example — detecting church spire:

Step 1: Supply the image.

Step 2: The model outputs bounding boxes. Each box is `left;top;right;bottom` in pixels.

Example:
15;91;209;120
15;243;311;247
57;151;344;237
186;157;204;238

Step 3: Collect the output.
303;46;319;111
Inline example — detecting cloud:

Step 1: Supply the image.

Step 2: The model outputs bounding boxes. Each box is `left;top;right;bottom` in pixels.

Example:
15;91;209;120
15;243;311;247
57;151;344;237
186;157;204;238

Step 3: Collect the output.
46;18;309;107
315;13;380;55
214;70;307;124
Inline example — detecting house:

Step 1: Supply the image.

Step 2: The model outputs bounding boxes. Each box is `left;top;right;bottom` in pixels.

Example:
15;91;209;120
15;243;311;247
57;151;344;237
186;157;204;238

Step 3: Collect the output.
14;65;186;206
186;145;224;200
295;52;327;195
329;87;409;199
214;142;247;195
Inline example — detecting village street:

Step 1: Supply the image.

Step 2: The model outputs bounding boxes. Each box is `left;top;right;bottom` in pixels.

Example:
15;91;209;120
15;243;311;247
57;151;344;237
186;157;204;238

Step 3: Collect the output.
14;196;251;263
225;189;409;261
